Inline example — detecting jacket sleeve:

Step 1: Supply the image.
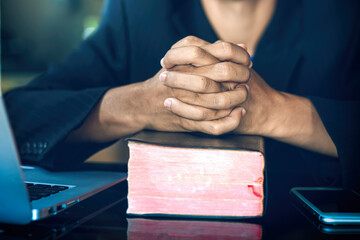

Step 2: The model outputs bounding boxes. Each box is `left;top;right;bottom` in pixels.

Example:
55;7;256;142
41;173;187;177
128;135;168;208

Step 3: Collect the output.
308;35;360;191
4;0;130;170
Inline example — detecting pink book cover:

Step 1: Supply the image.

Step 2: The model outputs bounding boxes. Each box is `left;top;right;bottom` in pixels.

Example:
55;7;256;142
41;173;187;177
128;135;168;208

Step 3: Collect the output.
127;131;265;218
127;218;263;240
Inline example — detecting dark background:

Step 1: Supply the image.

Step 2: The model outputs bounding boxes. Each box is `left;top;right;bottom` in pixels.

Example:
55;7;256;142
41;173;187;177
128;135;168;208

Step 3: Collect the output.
1;0;103;91
1;0;129;165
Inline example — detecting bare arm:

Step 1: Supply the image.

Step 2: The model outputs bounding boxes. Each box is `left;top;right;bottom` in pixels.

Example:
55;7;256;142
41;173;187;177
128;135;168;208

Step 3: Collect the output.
161;38;338;157
66;37;248;143
66;82;147;143
257;90;338;157
68;35;337;158
236;70;338;157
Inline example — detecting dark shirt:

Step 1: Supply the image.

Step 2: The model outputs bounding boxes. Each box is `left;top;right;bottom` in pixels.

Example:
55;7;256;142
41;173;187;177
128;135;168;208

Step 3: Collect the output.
4;0;360;190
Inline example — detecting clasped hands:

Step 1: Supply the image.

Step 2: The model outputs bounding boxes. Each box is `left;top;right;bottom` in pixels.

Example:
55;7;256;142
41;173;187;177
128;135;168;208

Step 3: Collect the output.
69;35;336;156
144;36;280;136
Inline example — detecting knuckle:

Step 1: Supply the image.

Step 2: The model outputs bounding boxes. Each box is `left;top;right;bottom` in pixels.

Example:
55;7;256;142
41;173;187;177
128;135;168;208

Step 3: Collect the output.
221;41;235;57
201;77;211;91
207;124;223;136
223;93;232;107
176;117;187;130
201;110;210;121
191;46;205;58
166;49;175;62
183;35;198;45
171;41;180;49
194;92;201;102
177;116;192;131
214;94;230;108
217;62;233;80
217;40;226;48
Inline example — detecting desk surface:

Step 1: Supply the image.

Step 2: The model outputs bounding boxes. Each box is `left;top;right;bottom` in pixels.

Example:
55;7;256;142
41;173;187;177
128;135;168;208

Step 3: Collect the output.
0;166;359;240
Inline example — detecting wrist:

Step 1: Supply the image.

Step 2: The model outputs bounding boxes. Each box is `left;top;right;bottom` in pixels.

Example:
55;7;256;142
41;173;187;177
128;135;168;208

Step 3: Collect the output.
261;92;338;157
102;83;148;136
254;90;289;138
71;83;147;143
264;92;313;140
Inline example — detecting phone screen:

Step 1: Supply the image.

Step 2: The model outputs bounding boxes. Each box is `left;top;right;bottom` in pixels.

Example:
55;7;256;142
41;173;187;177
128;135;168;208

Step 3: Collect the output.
299;189;360;213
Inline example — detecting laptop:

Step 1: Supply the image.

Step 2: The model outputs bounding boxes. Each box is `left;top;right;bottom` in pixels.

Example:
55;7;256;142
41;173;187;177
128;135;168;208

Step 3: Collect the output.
0;183;127;239
0;96;127;225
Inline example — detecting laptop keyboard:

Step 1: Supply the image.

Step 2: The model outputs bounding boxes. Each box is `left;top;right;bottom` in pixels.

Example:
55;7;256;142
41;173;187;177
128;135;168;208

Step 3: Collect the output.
26;183;69;201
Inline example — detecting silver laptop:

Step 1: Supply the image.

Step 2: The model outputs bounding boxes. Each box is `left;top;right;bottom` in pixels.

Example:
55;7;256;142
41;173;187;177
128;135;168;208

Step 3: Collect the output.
0;97;127;225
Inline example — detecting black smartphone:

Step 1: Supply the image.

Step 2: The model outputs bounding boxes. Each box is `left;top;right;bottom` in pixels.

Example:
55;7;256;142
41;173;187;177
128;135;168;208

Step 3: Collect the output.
290;187;360;226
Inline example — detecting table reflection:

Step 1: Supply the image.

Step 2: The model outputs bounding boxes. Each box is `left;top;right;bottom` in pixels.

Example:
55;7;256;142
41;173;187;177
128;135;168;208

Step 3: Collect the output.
127;218;262;240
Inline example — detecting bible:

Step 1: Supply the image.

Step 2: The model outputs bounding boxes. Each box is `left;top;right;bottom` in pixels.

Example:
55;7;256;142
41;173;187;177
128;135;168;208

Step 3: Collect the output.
127;131;265;218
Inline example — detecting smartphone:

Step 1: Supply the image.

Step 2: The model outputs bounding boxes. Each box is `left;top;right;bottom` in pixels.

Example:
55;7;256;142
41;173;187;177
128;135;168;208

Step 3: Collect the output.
290;187;360;226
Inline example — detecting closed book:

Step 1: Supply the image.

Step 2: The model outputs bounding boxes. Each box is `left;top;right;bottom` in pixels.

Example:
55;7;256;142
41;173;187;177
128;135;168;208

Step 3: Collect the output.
127;131;265;218
127;218;263;240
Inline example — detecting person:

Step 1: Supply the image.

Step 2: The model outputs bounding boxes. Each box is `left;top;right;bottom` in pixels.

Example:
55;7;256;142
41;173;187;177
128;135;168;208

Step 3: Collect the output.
4;0;360;191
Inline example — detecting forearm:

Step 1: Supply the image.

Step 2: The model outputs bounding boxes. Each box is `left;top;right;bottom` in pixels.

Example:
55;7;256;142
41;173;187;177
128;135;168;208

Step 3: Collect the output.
157;37;339;157
66;82;147;143
265;92;338;157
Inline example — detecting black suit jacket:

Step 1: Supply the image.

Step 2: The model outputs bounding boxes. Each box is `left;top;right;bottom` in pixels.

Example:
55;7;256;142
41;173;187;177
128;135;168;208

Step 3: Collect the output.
5;0;360;190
